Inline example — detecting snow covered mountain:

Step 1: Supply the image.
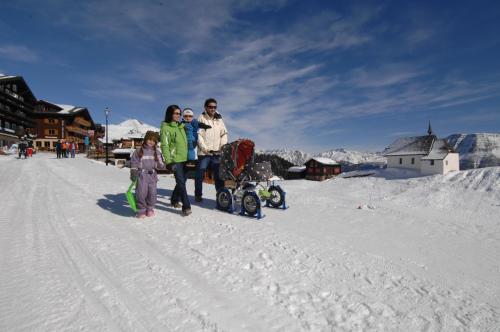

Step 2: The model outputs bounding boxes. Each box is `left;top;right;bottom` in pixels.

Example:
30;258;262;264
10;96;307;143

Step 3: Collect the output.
257;149;312;166
315;148;385;165
446;133;500;169
103;119;159;142
259;148;384;167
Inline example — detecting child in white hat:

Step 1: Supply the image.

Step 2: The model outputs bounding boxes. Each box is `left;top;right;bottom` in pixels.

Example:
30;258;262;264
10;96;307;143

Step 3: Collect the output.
182;108;211;161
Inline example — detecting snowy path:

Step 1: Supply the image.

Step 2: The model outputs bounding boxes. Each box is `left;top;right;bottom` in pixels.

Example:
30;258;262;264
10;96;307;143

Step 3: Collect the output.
0;153;499;331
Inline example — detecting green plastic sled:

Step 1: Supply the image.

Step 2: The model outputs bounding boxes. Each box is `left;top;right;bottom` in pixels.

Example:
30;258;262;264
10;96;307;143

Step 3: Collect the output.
126;180;138;213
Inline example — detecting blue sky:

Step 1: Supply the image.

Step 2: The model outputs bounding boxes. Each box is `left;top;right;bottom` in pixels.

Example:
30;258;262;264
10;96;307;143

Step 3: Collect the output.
1;0;499;152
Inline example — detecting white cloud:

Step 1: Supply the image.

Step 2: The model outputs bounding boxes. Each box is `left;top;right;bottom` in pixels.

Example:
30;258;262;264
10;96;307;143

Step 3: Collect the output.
349;63;426;88
0;45;39;62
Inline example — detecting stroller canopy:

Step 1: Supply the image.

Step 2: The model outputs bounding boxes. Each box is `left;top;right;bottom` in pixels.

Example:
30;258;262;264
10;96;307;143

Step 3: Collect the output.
220;139;273;181
221;139;255;179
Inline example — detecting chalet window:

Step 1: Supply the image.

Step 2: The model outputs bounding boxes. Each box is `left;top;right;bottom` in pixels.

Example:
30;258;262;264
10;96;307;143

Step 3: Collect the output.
48;119;56;124
36;141;42;147
399;158;402;164
48;129;56;135
411;158;415;164
430;160;435;166
44;141;50;148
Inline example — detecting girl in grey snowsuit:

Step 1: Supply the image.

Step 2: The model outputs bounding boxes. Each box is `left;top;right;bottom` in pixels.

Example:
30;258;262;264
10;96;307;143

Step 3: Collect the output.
130;131;165;218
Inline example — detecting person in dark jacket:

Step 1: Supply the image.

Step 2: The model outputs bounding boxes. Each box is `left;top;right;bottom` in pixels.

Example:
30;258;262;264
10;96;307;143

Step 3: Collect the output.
55;140;62;159
18;140;27;159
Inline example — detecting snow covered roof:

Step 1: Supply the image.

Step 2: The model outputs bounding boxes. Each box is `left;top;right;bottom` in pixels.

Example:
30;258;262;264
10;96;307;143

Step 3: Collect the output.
383;135;436;156
37;100;86;114
385;134;456;160
421;139;455;160
305;157;339;165
0;74;17;80
55;104;85;114
112;148;135;155
288;166;306;172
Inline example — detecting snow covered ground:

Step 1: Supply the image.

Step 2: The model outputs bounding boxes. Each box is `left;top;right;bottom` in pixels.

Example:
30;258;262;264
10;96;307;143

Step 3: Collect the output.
1;153;499;331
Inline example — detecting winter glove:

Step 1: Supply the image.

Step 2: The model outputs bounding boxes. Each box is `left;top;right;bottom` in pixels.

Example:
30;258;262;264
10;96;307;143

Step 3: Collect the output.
168;163;177;172
198;122;212;130
130;168;139;182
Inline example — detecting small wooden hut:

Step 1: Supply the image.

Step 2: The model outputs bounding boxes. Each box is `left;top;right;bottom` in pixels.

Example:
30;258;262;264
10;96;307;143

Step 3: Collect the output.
304;157;341;181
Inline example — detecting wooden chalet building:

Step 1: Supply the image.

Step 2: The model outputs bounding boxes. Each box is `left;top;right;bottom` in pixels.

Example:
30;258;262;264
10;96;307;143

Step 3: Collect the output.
286;165;307;179
33;100;97;152
304;157;342;181
0;74;37;147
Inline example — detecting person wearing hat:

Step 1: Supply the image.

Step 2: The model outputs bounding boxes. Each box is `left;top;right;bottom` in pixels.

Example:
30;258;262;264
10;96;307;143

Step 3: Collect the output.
130;130;165;218
160;105;192;216
182;108;212;161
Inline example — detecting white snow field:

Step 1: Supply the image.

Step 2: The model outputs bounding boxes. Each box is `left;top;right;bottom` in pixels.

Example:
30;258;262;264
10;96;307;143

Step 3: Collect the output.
0;153;499;331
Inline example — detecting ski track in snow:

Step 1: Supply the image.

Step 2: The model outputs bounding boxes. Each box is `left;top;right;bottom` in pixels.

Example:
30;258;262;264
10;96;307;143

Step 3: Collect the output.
0;153;499;331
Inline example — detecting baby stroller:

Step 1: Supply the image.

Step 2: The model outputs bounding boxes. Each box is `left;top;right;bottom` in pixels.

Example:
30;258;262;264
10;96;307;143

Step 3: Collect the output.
216;139;288;218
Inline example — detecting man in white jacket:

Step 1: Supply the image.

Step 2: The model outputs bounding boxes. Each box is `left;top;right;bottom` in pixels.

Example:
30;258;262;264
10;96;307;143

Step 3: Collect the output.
195;98;228;202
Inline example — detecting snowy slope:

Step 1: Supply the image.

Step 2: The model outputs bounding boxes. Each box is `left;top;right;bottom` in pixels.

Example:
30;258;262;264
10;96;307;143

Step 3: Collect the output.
447;133;500;169
102;119;159;142
1;154;499;331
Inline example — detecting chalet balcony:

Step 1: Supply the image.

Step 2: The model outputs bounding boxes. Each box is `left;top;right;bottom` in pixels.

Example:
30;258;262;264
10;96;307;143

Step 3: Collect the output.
73;117;91;128
1;88;24;102
65;125;89;136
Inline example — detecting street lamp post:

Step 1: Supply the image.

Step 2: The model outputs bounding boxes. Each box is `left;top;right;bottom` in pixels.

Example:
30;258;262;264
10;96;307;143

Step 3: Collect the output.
105;107;110;166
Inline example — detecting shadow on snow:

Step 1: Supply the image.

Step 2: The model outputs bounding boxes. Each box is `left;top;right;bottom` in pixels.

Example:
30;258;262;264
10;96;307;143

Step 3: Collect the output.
96;188;217;218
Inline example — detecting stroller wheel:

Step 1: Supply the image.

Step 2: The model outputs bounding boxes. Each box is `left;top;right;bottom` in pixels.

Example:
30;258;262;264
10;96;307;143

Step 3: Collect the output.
216;189;233;212
242;191;260;216
267;185;285;208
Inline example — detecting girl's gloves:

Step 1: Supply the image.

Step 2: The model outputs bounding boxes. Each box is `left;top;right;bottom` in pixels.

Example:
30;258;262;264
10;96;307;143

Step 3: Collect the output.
130;168;139;181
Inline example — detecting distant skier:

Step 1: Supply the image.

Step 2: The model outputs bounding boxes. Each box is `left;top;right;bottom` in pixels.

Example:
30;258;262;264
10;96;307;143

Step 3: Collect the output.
130;131;165;218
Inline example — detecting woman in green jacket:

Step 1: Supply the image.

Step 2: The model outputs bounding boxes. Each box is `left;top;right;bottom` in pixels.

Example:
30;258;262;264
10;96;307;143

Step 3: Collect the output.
160;105;191;216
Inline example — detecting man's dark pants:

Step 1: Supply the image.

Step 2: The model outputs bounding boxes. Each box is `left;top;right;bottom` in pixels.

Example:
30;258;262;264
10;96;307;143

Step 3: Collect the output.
195;155;224;198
